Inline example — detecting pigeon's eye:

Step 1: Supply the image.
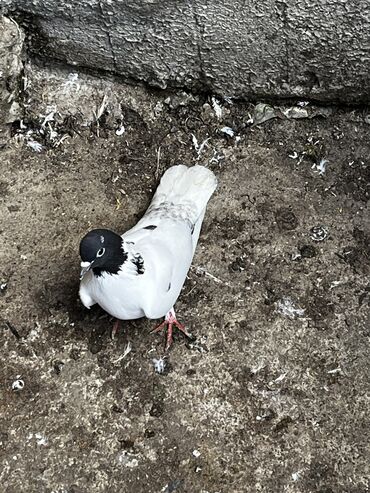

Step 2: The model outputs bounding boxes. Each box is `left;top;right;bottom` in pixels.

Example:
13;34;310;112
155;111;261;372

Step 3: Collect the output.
97;248;105;258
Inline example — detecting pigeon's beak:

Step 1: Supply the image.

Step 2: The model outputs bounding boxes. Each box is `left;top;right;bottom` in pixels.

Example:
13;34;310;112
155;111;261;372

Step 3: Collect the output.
80;261;93;280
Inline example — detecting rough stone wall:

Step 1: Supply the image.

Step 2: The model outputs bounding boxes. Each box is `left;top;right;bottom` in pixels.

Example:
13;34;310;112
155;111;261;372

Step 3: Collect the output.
0;16;24;146
3;0;370;102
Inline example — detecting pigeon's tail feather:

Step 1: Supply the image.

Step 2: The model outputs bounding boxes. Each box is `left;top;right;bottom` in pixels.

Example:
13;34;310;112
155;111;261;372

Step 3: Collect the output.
151;165;217;224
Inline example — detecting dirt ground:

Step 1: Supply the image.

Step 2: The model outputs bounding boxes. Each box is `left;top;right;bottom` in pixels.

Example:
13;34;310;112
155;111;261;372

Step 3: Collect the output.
0;61;369;493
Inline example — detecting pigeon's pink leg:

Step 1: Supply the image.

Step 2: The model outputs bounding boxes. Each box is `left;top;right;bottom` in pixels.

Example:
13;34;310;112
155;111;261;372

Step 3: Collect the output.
111;319;121;339
151;308;193;351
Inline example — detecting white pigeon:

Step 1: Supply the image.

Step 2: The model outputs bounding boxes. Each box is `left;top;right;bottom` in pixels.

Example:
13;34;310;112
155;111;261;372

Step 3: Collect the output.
79;164;217;350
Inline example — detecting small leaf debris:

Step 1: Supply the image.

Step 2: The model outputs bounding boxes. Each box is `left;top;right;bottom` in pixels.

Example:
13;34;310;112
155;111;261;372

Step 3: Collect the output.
312;158;329;175
220;126;235;137
211;97;223;119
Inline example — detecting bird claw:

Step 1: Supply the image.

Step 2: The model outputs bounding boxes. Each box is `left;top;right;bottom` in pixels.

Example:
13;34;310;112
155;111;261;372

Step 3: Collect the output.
111;319;121;339
151;312;193;351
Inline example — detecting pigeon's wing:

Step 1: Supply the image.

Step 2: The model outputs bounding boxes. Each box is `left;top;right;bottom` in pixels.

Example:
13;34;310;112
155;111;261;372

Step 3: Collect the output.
123;164;217;249
120;165;217;319
120;218;192;319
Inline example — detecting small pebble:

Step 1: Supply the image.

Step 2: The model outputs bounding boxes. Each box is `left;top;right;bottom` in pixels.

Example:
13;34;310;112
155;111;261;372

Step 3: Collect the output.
12;378;24;391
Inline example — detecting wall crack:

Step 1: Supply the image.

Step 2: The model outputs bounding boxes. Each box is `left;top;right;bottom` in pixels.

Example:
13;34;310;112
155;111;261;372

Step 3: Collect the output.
97;0;118;72
276;1;290;85
188;0;207;86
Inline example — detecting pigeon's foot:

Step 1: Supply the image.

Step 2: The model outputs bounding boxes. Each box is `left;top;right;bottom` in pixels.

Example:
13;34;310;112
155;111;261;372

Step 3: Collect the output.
111;319;121;339
151;308;193;351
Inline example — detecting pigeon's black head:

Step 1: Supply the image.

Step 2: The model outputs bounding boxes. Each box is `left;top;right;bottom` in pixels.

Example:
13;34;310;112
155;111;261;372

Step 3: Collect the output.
79;229;128;278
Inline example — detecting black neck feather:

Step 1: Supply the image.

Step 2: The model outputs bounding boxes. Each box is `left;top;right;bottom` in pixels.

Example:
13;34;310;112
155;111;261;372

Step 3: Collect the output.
93;247;128;277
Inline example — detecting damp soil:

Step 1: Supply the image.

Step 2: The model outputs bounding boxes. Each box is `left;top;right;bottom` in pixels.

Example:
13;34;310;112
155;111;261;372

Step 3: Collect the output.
0;63;369;493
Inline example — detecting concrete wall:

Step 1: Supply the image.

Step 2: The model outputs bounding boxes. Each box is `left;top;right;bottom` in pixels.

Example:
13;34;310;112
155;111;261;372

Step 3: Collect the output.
4;0;370;103
0;16;24;146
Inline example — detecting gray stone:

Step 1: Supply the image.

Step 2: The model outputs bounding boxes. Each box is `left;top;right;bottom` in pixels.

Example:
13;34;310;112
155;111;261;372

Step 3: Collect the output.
2;0;370;103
